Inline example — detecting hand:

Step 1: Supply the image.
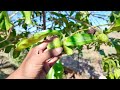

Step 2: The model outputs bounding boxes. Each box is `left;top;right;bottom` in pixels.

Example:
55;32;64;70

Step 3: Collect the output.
7;38;63;79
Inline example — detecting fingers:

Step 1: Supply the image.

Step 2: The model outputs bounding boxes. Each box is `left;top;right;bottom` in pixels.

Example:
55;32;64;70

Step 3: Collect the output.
43;61;50;74
48;57;58;67
40;47;63;63
28;36;58;55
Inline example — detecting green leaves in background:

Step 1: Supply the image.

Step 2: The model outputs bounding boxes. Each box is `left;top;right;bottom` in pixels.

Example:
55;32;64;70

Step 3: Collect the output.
64;33;96;47
13;49;21;58
51;11;66;17
110;38;120;55
0;11;13;31
114;68;120;79
106;11;120;34
102;57;120;79
46;60;64;79
5;45;13;53
110;13;115;23
21;11;32;25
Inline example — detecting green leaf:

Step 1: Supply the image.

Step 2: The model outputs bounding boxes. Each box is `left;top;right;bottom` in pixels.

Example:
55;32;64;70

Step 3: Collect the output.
0;12;4;22
61;17;68;26
99;50;106;56
114;68;120;79
8;29;16;40
106;16;120;33
15;30;62;51
15;38;30;51
0;36;3;41
47;60;64;79
5;45;13;53
109;72;114;79
22;23;27;30
13;50;21;58
53;60;64;79
51;12;66;17
46;66;55;79
12;29;16;37
63;46;73;55
110;38;120;54
115;18;120;27
0;19;5;30
22;11;32;25
0;11;13;31
75;12;81;20
0;40;9;48
114;60;120;68
110;59;117;68
70;11;74;16
110;13;115;22
4;16;13;30
64;33;96;47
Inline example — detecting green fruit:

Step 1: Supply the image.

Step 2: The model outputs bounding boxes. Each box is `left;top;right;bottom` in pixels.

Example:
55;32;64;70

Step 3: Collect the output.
47;38;62;49
97;34;109;43
63;46;73;55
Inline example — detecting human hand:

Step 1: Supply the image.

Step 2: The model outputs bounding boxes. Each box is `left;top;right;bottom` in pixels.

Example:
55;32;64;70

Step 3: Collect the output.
7;38;63;79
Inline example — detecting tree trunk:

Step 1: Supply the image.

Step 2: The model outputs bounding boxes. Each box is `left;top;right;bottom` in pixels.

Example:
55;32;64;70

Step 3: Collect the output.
42;11;46;30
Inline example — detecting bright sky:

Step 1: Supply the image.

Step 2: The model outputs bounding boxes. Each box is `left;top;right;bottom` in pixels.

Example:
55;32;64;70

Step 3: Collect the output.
8;11;112;34
89;11;111;30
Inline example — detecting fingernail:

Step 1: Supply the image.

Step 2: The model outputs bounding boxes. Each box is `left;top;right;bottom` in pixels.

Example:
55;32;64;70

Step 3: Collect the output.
55;47;63;54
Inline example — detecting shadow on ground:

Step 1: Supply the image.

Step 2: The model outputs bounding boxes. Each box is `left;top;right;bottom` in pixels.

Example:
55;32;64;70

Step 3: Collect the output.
61;54;102;79
0;70;9;79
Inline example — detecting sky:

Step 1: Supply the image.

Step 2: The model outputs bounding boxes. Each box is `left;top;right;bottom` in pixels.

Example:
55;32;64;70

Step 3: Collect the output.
89;11;111;30
8;11;112;34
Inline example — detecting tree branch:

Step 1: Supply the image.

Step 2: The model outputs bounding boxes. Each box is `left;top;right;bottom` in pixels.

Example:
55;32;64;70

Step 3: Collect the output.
9;11;19;19
0;28;12;44
42;11;46;30
65;11;91;27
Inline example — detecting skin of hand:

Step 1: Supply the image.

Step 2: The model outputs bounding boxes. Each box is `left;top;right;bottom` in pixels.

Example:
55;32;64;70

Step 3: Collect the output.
6;38;63;79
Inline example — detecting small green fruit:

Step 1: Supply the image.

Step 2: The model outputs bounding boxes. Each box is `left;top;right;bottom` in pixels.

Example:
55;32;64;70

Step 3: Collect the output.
47;38;62;49
97;34;109;43
63;46;73;55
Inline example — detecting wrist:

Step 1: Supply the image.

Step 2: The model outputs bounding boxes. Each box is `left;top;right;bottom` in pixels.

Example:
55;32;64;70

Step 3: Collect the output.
6;67;33;79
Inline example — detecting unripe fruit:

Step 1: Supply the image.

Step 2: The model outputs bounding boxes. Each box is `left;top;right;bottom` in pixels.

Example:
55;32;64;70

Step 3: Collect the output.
97;34;109;43
63;46;73;55
47;38;62;50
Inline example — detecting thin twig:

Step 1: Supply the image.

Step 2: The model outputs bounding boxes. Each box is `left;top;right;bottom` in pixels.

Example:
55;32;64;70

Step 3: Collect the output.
91;14;109;22
0;28;12;44
65;28;88;40
9;11;19;19
94;23;113;27
68;16;91;27
65;11;91;27
90;13;110;17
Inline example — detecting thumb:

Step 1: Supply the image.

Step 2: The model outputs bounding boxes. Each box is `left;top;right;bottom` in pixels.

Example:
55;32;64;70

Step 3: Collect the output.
36;47;63;64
